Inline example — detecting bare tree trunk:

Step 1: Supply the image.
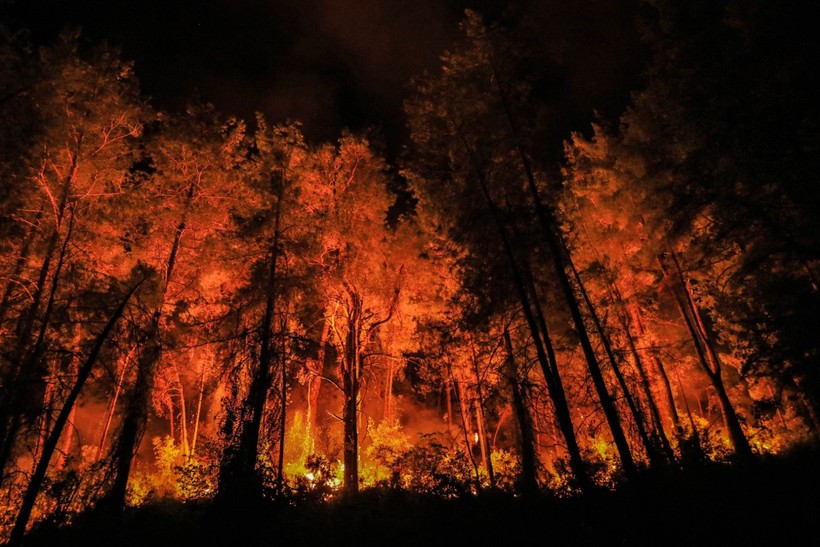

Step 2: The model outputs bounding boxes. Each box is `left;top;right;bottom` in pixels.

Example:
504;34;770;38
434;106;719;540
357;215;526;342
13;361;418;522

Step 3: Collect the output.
167;400;175;445
190;361;206;458
54;405;76;472
179;385;189;457
107;315;161;509
97;352;130;461
445;381;454;438
474;398;494;487
0;211;75;483
384;359;395;422
490;59;636;477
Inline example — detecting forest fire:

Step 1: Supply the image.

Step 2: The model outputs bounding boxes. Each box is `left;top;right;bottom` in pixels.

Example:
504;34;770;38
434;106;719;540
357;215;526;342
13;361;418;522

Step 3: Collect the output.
1;1;818;545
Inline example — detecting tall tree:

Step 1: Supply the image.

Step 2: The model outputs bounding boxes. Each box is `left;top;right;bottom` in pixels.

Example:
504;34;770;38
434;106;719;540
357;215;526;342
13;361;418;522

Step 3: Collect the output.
0;34;145;482
106;105;248;508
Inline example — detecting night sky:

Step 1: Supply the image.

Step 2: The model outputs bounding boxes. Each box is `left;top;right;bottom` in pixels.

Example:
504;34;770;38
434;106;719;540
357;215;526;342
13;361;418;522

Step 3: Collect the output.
3;0;644;152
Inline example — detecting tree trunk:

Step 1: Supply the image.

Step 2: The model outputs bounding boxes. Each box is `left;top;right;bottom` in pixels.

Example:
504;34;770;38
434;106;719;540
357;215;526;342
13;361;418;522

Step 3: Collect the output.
491;60;637;478
306;319;329;454
619;308;676;463
0;210;43;325
342;296;361;495
384;359;395;422
468;338;494;487
454;378;482;489
662;252;752;460
454;129;591;491
97;351;131;461
276;313;288;495
179;370;190;457
503;328;538;495
0;211;75;483
219;171;285;499
8;282;136;545
190;360;207;458
627;302;686;440
569;260;666;468
54;405;76;472
106;315;161;509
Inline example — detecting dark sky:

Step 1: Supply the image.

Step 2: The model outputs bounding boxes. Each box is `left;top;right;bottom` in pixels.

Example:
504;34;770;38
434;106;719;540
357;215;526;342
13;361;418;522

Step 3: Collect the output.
3;0;644;150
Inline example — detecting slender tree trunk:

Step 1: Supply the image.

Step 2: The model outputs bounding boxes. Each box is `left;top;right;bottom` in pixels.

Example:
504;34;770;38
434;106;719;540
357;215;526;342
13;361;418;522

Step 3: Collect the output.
454;378;482;489
0;210;43;325
306;319;329;454
662;252;752;460
445;381;454;438
54;405;76;472
107;315;161;509
8;283;136;545
276;313;288;495
219;172;285;499
178;365;190;457
474;398;494;487
106;177;197;508
384;360;395;422
491;60;637;477
190;361;206;458
620;313;676;463
468;339;494;487
455;130;591;490
167;400;175;445
503;328;538;495
0;211;75;482
627;302;686;440
569;259;665;468
97;352;130;461
34;377;56;465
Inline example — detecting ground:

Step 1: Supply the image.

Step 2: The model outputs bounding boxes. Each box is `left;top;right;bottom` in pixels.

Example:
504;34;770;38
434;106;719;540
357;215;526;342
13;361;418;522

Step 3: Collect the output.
18;445;819;547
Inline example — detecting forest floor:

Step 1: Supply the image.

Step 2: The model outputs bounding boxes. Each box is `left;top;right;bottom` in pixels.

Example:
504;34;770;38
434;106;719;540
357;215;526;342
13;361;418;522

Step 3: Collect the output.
18;444;819;547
